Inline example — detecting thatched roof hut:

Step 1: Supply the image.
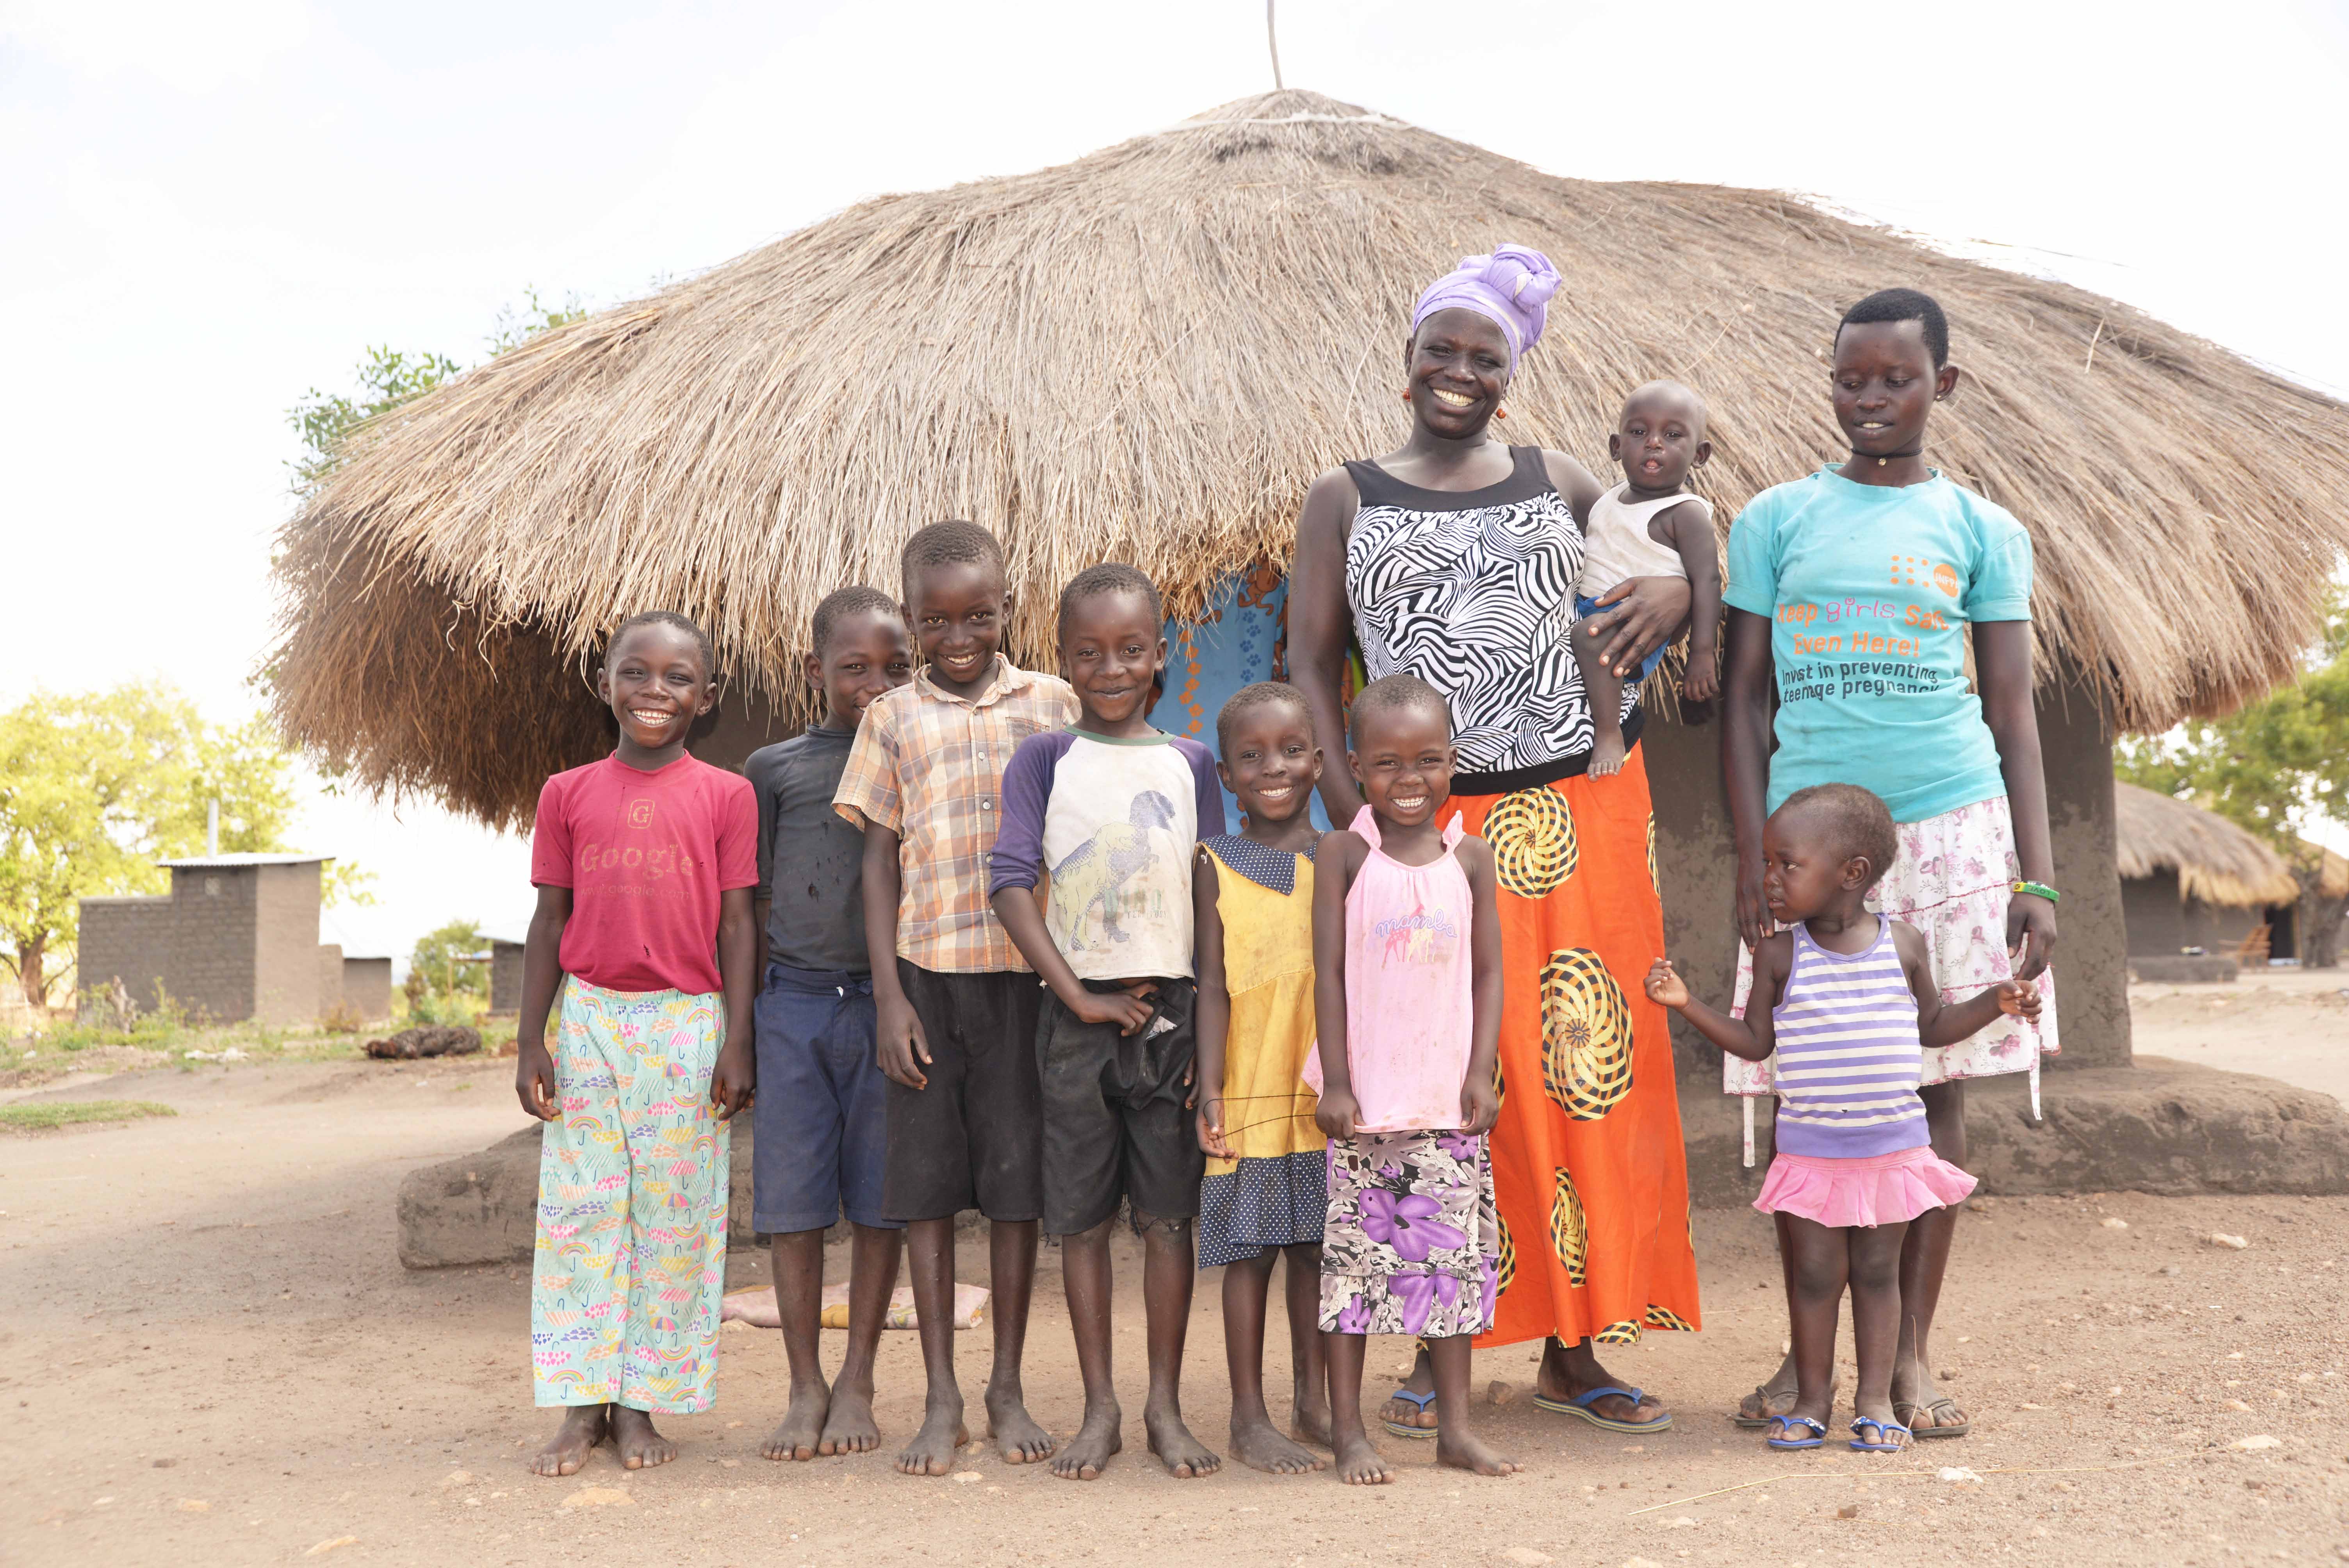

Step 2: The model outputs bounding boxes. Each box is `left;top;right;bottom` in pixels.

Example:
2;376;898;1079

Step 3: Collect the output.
272;88;2349;828
2114;782;2301;909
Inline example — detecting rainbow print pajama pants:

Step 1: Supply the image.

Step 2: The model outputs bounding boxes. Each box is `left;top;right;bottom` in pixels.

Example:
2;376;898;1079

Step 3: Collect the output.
531;977;731;1414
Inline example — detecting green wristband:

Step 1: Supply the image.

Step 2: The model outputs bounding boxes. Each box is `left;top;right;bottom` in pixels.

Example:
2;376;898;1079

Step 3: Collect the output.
2011;880;2059;904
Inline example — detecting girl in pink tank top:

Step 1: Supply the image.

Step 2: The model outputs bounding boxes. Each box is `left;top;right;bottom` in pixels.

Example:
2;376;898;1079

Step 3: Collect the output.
1306;673;1515;1484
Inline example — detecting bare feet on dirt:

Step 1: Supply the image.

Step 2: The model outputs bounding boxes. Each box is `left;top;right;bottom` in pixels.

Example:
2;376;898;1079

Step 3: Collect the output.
1436;1427;1521;1476
985;1383;1055;1464
1143;1400;1219;1478
818;1374;882;1455
610;1406;677;1470
1229;1412;1324;1474
529;1404;608;1477
896;1397;968;1476
1051;1401;1123;1480
1331;1432;1392;1486
761;1380;829;1461
1292;1381;1334;1450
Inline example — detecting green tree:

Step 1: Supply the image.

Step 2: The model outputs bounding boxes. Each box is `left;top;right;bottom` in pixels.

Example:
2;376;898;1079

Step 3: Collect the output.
2116;592;2349;966
288;289;587;494
0;686;303;1008
405;919;488;1017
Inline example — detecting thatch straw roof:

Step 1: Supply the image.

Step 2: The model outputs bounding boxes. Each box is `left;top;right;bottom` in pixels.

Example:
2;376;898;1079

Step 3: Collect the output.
2115;782;2302;907
272;89;2349;827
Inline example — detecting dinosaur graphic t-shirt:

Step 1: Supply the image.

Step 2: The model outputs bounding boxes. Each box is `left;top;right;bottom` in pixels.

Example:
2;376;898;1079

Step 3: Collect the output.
989;729;1225;981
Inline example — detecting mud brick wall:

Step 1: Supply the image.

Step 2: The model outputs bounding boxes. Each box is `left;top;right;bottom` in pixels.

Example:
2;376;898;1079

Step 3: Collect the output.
251;862;324;1025
75;895;176;1016
342;957;393;1021
162;866;261;1023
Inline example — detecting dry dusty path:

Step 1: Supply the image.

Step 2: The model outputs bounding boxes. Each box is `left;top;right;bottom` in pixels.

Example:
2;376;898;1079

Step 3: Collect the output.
3;1057;2347;1566
2132;968;2349;1107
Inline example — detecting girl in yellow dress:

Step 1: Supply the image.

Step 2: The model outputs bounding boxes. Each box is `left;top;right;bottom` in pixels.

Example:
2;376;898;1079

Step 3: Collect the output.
1195;682;1330;1475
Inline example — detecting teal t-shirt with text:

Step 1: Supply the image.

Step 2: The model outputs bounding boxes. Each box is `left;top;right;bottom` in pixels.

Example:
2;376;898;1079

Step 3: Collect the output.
1723;467;2032;823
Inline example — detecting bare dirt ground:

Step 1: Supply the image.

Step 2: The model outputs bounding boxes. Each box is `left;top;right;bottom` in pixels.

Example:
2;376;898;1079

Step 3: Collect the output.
6;1003;2349;1568
2132;967;2349;1108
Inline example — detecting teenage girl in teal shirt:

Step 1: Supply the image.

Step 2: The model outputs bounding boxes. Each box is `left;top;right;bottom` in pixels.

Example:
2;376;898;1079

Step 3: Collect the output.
1720;289;2058;1444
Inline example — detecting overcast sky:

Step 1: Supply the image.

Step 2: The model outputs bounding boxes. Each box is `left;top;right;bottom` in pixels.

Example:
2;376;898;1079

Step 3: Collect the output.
6;0;2345;965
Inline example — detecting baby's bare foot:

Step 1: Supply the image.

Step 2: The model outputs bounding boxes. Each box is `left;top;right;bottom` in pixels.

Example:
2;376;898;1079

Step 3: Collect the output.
1436;1426;1521;1477
529;1405;608;1477
986;1386;1055;1465
761;1381;830;1461
1588;732;1627;779
610;1406;677;1470
1050;1401;1122;1480
1231;1413;1324;1475
1144;1402;1219;1479
818;1379;881;1455
1331;1431;1391;1486
895;1398;968;1477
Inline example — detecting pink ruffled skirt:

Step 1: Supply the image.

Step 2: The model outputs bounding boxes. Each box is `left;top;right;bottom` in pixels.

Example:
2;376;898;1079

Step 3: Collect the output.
1753;1146;1977;1229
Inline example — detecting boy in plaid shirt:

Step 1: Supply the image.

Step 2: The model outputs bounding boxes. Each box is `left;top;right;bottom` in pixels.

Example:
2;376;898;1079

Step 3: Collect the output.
834;520;1076;1477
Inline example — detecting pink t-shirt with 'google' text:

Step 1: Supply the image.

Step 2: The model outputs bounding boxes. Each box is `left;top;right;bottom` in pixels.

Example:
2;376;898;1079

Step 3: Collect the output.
529;754;759;995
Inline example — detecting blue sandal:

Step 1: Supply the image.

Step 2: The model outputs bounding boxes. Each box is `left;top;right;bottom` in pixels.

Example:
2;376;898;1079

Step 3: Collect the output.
1849;1417;1912;1452
1533;1384;1674;1434
1765;1415;1826;1449
1380;1388;1439;1440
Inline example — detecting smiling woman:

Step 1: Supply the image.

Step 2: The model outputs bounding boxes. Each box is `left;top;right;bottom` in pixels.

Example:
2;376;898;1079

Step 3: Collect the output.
1287;247;1698;1443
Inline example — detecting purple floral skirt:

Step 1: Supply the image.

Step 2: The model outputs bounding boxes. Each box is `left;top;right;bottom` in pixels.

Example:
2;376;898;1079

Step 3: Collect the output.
1317;1129;1498;1338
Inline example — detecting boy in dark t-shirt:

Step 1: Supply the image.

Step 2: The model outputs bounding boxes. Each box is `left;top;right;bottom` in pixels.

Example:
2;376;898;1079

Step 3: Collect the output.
743;586;913;1463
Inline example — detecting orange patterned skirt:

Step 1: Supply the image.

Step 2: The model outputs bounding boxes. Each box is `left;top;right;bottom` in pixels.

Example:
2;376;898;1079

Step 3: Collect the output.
1450;746;1702;1348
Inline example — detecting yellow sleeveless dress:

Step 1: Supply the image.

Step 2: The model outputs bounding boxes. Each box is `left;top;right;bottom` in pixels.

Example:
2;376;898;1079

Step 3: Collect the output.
1197;836;1326;1267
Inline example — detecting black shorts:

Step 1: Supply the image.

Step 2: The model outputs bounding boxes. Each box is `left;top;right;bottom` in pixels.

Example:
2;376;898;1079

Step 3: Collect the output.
883;962;1046;1224
1037;976;1207;1237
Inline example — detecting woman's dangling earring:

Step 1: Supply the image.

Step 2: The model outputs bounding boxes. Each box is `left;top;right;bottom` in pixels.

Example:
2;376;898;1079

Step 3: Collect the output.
1402;387;1414;404
1494;405;1508;420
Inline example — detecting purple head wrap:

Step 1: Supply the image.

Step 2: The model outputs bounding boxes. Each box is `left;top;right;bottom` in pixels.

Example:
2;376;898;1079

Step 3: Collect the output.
1410;245;1562;368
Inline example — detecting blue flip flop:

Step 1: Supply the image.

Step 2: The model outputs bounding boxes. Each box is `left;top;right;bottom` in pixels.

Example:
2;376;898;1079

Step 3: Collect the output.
1533;1385;1674;1434
1380;1388;1439;1440
1765;1415;1826;1450
1849;1417;1912;1452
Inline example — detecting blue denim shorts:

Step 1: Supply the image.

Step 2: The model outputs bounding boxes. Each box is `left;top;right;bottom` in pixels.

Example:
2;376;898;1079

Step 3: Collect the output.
1576;593;1668;684
752;963;901;1233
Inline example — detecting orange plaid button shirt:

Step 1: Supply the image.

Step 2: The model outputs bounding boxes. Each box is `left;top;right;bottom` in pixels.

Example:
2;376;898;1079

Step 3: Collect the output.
832;656;1078;974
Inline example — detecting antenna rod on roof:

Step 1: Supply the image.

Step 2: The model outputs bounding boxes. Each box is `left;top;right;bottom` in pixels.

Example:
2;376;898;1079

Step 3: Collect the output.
1267;0;1283;91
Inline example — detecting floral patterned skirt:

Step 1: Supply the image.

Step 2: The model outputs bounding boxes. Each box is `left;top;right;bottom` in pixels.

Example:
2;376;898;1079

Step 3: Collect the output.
1727;793;2059;1111
1317;1130;1498;1338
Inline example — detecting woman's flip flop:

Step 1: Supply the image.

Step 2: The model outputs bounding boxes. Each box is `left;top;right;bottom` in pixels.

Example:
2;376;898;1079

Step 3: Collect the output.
1533;1385;1673;1434
1764;1415;1825;1449
1849;1417;1912;1452
1379;1388;1439;1440
1896;1397;1971;1439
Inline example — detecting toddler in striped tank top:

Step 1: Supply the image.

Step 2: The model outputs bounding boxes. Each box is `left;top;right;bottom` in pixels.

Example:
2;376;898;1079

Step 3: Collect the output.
1644;783;2037;1454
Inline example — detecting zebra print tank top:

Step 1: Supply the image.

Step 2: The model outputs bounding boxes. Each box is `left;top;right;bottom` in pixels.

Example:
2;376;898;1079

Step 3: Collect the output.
1344;446;1638;792
1769;916;1930;1158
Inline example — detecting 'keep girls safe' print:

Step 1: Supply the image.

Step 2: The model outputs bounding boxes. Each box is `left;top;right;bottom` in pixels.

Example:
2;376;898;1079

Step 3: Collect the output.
1773;552;1964;705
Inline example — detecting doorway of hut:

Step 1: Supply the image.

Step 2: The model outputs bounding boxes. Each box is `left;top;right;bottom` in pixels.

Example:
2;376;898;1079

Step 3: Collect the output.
2265;903;2298;962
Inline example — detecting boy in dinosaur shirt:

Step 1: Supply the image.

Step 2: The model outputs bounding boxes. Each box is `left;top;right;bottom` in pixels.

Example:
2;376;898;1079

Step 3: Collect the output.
989;563;1225;1481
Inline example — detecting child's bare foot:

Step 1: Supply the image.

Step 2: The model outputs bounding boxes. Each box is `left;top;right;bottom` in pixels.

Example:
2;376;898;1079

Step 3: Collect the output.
1230;1412;1324;1474
1588;731;1626;779
761;1381;830;1461
818;1377;881;1455
529;1405;609;1477
610;1406;677;1470
1050;1399;1123;1480
1436;1427;1522;1476
1331;1431;1392;1485
1292;1395;1334;1450
896;1397;968;1476
985;1384;1056;1464
1144;1401;1220;1478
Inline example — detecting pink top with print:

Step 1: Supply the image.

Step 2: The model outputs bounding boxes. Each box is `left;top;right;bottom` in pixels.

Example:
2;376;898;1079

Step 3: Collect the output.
530;754;758;995
1303;806;1476;1132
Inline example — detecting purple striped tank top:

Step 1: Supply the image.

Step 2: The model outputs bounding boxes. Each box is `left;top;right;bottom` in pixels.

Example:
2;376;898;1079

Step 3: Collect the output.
1769;916;1928;1158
